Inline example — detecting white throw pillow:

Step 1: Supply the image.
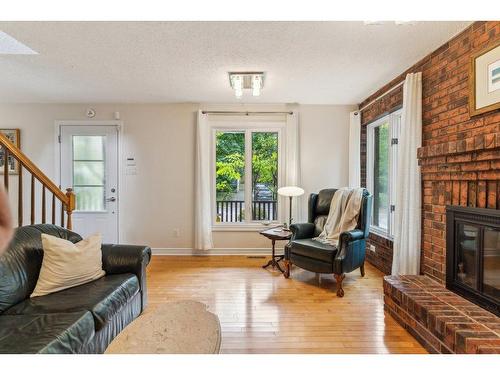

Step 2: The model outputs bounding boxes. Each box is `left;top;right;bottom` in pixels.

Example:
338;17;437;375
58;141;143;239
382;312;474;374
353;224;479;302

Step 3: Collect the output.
31;233;106;298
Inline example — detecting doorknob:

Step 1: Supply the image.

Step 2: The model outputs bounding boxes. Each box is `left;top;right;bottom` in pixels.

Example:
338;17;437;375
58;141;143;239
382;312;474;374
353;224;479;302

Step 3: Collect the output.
106;197;116;202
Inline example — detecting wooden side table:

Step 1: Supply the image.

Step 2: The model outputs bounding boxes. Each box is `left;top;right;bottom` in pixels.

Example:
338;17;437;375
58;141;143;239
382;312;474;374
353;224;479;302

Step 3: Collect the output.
259;227;292;273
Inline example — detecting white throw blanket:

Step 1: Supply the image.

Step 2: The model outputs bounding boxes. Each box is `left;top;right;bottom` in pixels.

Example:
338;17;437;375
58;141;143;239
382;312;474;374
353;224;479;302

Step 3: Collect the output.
313;187;364;246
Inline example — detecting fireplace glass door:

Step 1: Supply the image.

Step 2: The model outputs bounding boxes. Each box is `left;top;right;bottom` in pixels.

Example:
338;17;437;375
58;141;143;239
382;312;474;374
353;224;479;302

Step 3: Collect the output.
456;223;479;289
456;222;500;301
447;206;500;316
483;227;500;302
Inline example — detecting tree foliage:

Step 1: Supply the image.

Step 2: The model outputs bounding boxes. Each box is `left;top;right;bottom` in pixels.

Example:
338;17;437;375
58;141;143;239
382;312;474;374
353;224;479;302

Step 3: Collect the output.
251;133;278;198
374;123;389;225
215;132;245;198
215;131;278;200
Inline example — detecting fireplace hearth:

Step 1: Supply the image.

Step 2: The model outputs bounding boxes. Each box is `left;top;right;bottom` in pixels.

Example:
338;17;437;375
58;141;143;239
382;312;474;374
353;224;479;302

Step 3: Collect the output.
446;206;500;316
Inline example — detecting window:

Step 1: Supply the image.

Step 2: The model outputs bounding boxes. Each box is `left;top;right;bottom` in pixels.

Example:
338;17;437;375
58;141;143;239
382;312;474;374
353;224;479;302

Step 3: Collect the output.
213;125;282;227
366;110;401;238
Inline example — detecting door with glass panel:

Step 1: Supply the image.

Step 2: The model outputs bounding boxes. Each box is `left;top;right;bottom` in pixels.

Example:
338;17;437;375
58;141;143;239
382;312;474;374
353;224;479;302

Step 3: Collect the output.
60;125;119;243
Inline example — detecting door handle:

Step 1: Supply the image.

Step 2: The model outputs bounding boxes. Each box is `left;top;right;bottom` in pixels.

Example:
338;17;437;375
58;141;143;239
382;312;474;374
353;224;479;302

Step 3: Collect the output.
106;197;116;202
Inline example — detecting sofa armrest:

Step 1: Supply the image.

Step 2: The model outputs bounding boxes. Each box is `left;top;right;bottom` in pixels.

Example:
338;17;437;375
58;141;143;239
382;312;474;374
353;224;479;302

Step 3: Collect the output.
101;244;152;311
289;223;315;240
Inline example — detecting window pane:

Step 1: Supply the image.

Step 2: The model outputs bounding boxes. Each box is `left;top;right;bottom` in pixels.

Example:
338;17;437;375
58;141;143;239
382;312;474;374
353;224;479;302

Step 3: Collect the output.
215;131;245;223
73;161;105;186
252;132;278;221
483;227;500;302
373;123;389;230
73;136;104;160
74;186;105;211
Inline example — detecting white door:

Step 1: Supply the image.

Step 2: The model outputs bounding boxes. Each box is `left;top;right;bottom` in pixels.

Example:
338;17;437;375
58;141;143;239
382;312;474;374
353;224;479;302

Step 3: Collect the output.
60;125;119;243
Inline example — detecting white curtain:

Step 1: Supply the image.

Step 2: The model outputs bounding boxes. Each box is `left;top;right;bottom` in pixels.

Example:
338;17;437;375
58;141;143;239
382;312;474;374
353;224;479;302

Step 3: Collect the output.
194;110;213;250
348;111;361;188
285;112;302;223
392;72;422;275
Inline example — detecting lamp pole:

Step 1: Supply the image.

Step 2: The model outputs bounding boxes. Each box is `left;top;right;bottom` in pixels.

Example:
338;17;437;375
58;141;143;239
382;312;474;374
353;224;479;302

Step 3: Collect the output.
289;196;293;228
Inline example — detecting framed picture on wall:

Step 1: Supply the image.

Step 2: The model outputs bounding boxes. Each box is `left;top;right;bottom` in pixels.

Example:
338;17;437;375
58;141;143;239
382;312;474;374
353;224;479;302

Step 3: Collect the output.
0;129;21;174
469;41;500;116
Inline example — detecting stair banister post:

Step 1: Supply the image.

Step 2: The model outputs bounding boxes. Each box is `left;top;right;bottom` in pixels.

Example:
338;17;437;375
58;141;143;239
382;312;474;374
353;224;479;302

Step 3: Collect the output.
65;188;76;230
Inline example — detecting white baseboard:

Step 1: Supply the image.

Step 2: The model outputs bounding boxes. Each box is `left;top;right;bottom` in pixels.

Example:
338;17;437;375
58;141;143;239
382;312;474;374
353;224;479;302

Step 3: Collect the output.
152;247;284;256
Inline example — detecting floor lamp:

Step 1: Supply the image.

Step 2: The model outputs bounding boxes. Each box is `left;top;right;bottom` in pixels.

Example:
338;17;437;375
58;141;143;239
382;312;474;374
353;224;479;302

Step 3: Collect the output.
277;186;305;230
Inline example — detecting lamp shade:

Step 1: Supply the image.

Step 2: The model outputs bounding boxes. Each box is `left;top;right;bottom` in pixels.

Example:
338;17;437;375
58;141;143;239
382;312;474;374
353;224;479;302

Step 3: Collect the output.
277;186;304;197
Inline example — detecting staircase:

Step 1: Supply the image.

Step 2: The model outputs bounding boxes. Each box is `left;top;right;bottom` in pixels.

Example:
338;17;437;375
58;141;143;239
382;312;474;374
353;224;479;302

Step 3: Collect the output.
0;132;75;230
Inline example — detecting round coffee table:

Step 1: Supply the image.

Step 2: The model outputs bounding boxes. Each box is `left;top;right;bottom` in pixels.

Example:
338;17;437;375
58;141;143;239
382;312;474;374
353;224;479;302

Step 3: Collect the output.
105;300;221;354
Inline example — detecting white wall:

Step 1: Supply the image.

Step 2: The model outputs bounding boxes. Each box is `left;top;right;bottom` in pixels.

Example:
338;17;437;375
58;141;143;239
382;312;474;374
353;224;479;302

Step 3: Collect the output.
298;105;354;217
0;102;354;252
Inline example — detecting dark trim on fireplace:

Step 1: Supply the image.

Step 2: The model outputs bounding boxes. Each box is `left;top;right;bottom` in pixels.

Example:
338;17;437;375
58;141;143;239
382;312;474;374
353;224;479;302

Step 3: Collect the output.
446;205;500;317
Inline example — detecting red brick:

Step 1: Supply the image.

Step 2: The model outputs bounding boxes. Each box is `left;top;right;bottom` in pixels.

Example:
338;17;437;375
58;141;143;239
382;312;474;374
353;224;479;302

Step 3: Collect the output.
384;275;500;354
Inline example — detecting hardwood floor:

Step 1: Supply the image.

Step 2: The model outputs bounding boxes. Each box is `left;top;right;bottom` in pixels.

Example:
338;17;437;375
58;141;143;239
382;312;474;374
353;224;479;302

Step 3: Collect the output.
147;256;427;354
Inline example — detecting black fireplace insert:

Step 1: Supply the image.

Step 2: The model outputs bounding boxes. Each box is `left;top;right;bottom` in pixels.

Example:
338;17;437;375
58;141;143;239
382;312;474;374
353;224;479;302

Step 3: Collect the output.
446;206;500;316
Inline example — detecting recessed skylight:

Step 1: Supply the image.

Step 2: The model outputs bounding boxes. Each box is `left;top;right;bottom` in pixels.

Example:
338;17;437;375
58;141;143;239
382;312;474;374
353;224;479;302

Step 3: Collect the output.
0;31;38;55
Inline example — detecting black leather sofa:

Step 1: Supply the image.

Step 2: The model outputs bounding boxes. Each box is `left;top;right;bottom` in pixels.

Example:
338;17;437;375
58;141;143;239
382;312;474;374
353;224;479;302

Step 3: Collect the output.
0;224;151;354
284;188;372;297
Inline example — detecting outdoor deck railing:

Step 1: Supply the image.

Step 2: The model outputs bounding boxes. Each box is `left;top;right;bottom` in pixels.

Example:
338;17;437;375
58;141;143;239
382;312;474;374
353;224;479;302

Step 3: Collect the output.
216;200;277;222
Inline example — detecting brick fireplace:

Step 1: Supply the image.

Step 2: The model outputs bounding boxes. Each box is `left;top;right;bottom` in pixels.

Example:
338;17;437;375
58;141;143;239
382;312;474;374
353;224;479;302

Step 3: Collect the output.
360;21;500;281
360;21;500;353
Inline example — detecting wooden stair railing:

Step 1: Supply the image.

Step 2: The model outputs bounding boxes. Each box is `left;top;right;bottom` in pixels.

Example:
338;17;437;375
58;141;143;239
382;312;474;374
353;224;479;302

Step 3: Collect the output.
0;132;75;230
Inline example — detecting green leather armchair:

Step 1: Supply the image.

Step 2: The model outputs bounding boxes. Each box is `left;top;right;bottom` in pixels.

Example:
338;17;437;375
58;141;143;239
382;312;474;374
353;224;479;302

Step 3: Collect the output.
284;188;372;297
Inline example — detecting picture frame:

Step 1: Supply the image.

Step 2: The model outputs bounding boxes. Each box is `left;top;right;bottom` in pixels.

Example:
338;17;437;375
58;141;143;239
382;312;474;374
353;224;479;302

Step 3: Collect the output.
0;129;21;174
469;41;500;116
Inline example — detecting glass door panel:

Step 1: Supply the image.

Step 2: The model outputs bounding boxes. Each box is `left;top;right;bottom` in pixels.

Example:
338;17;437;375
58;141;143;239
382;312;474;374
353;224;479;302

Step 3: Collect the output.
72;135;106;212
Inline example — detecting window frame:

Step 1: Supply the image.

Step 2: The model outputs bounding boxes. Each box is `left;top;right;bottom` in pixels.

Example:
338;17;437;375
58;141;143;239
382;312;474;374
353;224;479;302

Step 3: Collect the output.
210;120;285;231
366;109;401;240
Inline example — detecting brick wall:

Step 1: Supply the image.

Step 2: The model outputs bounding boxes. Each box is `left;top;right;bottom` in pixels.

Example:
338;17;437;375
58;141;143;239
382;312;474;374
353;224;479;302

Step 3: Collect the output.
359;21;500;282
360;84;404;274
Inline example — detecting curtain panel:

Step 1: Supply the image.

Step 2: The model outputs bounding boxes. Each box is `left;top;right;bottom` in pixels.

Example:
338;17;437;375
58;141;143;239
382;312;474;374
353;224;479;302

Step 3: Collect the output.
392;72;422;275
194;110;213;250
348;111;361;188
285;112;302;223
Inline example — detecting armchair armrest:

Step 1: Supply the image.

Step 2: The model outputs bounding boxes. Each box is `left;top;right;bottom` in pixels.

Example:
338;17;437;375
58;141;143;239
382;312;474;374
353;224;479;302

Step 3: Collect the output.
289;223;315;240
101;244;152;311
334;229;367;274
339;229;365;243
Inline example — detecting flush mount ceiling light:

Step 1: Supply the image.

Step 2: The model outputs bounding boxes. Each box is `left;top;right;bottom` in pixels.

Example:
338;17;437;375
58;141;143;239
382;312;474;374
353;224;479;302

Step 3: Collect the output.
364;21;417;26
0;31;38;55
229;72;265;99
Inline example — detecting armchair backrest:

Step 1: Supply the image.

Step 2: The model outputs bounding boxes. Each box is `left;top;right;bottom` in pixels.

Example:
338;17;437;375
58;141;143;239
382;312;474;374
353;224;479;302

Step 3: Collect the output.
307;188;372;237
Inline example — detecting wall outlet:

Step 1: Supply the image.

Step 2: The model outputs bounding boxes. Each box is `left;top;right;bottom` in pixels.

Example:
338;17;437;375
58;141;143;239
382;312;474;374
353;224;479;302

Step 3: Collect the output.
173;229;180;237
369;244;376;253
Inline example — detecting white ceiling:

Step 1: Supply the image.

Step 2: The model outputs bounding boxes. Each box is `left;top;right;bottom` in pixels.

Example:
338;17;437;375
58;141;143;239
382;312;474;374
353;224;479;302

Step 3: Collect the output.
0;21;471;104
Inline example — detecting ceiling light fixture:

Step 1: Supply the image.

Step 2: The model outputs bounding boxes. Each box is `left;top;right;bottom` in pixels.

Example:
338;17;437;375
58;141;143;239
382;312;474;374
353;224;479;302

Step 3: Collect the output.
363;21;416;26
231;74;243;98
395;21;417;26
252;74;262;97
229;72;265;98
